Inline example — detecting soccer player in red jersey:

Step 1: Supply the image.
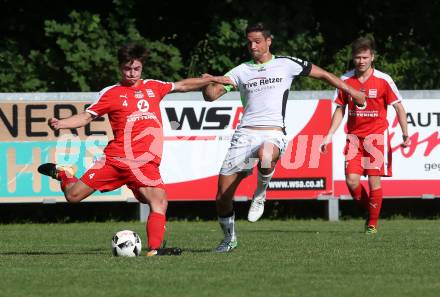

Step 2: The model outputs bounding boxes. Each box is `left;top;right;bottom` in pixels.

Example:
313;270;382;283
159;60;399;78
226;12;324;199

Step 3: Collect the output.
321;37;410;234
38;43;233;255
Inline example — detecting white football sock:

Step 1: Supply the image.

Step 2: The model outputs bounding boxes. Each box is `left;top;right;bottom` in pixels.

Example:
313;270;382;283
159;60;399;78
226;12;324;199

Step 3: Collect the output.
218;213;236;240
254;170;274;198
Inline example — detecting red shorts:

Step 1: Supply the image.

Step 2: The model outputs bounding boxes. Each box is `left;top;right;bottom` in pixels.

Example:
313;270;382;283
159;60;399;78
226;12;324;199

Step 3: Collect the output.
343;131;392;177
80;157;165;198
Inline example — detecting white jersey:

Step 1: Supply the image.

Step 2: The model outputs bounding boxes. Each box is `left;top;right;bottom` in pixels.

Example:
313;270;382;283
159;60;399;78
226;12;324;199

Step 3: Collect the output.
225;55;312;129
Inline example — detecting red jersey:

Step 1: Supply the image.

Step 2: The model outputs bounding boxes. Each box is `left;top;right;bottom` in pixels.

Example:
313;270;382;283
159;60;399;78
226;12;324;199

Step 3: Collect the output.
334;69;402;137
86;79;174;165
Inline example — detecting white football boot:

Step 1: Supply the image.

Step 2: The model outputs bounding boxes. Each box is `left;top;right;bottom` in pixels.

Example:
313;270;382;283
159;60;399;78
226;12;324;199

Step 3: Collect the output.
215;237;238;253
247;192;266;222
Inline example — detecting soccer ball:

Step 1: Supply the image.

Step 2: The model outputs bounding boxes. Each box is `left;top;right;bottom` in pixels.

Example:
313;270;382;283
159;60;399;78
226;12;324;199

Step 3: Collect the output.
111;230;142;257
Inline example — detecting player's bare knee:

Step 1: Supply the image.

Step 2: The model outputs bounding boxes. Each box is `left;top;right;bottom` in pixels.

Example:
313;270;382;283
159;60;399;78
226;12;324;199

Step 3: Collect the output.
258;148;279;171
147;189;168;210
150;197;167;213
216;191;232;203
257;149;271;165
65;191;82;203
216;191;226;201
216;184;228;197
159;198;168;209
258;165;275;175
346;178;359;189
152;199;168;210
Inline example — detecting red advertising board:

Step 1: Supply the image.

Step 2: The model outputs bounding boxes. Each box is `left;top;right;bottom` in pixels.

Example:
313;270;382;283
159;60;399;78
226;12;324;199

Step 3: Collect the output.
162;99;333;200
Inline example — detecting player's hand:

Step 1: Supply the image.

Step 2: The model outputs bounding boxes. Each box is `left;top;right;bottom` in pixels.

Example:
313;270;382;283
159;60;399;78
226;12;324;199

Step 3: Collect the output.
320;134;333;154
401;135;410;148
352;90;367;107
202;73;236;88
48;118;61;130
212;76;237;88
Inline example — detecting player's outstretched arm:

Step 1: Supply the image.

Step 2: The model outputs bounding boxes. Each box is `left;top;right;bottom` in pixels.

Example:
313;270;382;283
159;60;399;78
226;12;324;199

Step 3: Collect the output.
48;111;94;130
320;105;345;154
173;76;234;93
309;65;366;107
393;102;410;147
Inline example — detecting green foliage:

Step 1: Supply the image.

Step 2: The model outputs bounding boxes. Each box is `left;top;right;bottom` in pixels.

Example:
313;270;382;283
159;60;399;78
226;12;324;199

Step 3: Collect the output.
187;19;248;76
278;32;331;90
142;41;183;81
44;11;117;91
0;41;48;92
278;32;325;65
0;0;184;92
275;32;352;90
1;2;439;92
272;30;439;90
377;33;440;89
325;44;353;77
43;8;183;91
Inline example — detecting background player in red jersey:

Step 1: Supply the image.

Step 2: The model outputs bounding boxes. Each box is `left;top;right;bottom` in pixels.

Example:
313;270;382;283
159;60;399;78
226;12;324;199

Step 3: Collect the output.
38;43;233;256
321;37;410;234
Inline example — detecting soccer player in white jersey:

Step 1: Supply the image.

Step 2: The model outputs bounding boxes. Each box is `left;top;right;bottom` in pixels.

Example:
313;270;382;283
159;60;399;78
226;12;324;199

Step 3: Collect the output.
202;22;367;252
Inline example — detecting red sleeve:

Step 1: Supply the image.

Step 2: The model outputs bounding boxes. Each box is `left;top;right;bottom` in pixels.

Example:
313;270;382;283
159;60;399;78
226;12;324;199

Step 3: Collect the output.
333;89;347;106
384;79;401;105
146;80;174;101
86;87;114;117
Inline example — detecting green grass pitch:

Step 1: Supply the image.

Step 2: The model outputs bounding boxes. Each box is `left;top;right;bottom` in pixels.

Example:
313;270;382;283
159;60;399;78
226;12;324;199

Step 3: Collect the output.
1;219;439;297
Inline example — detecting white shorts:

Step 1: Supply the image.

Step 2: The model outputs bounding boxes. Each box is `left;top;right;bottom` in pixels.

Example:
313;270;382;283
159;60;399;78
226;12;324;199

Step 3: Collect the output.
220;128;288;176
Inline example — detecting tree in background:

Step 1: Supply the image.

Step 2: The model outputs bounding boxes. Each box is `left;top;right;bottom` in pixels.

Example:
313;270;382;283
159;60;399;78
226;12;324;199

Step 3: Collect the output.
0;40;49;91
0;0;183;92
187;19;248;77
0;0;439;91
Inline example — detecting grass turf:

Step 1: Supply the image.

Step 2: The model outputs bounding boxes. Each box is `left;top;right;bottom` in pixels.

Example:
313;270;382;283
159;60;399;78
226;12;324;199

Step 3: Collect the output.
0;219;439;297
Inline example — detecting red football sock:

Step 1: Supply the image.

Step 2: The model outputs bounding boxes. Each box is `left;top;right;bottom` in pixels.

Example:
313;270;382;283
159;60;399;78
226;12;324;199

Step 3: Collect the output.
348;184;369;211
368;188;383;227
58;170;78;191
147;212;166;250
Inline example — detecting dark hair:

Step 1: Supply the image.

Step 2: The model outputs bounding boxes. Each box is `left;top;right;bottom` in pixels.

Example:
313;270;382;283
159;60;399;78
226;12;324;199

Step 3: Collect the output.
117;43;149;66
352;36;376;55
245;22;272;38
